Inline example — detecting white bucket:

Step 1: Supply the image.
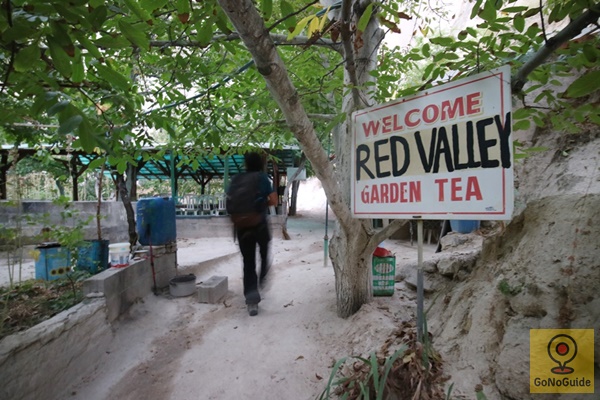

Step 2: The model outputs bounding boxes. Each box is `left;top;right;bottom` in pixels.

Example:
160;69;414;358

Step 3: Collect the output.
109;242;130;268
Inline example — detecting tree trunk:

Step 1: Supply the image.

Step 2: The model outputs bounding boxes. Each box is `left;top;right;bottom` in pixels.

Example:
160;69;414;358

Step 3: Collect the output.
330;221;373;316
289;179;299;216
116;173;138;248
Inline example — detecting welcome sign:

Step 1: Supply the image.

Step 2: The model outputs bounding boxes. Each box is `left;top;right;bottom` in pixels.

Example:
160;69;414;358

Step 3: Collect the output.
351;65;514;220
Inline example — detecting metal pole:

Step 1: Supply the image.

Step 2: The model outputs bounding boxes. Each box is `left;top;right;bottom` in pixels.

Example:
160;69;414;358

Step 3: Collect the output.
324;205;329;267
170;149;177;203
324;132;332;268
416;219;424;343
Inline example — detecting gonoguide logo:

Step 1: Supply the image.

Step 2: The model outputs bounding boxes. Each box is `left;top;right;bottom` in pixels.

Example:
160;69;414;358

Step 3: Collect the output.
530;329;594;394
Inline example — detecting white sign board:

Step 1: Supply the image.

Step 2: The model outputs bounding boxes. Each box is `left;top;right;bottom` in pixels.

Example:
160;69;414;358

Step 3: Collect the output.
287;167;307;181
351;65;513;220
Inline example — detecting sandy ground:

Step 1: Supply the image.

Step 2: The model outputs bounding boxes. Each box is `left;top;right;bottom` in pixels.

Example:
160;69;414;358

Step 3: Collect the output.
60;211;437;400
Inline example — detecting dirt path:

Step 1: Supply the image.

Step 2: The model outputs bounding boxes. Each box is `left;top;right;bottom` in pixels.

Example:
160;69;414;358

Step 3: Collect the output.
64;213;433;400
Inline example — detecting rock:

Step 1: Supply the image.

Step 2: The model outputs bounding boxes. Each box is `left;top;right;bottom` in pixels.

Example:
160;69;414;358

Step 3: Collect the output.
436;251;479;277
403;268;436;293
395;258;438;279
441;232;484;251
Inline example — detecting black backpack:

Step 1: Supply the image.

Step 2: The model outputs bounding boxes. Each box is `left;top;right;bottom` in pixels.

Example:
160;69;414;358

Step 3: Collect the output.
226;172;266;228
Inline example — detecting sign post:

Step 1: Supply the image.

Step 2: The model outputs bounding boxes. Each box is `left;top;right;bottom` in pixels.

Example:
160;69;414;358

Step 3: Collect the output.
351;66;514;343
416;219;424;341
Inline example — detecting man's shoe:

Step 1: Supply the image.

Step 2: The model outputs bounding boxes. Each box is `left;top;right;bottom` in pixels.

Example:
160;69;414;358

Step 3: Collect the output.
247;304;258;316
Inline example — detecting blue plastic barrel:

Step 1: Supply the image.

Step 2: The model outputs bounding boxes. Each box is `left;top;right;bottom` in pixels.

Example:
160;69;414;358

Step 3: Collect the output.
450;220;480;234
137;197;177;246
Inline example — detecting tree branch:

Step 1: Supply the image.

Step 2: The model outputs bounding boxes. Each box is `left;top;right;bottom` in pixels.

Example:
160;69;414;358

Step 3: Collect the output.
150;34;342;51
511;3;600;93
256;113;336;128
340;0;362;108
217;0;354;233
0;0;15;97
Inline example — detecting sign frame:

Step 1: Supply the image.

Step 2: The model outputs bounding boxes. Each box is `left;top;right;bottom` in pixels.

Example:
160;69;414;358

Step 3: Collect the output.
351;65;514;220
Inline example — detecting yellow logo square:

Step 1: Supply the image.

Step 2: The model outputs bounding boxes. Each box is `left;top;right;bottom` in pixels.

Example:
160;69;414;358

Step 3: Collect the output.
530;329;595;393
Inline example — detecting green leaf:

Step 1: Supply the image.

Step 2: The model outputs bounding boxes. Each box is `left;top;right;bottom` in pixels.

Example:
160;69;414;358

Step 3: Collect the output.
197;21;214;46
565;70;600;98
440;52;459;60
422;63;435;80
522;7;541;19
140;0;168;11
118;20;149;51
47;100;70;116
261;0;273;20
31;94;48;116
513;14;524;32
14;45;40;72
58;115;83;134
215;11;232;34
71;50;85;83
176;0;190;14
95;64;131;92
470;0;483;19
86;158;106;170
88;4;108;31
582;44;598;63
548;3;568;23
422;42;431;57
117;160;128;174
47;36;72;78
280;1;296;29
512;107;533;120
72;33;102;60
502;6;528;13
76;117;97;153
94;34;132;49
480;0;497;22
513;119;530;131
357;3;374;32
123;0;153;23
429;36;454;46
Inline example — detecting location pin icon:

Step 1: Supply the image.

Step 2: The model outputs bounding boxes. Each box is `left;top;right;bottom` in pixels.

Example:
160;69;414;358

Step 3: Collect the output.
547;334;577;374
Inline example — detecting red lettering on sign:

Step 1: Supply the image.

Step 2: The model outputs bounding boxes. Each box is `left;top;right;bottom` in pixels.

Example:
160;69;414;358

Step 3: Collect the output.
434;176;482;202
451;177;462;201
465;176;483;200
360;182;422;204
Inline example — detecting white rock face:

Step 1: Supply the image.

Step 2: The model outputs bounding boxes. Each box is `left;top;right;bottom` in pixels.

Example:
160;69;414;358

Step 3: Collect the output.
427;127;600;399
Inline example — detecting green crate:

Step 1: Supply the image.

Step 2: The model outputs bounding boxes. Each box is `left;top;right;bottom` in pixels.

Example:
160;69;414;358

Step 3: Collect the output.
372;256;396;296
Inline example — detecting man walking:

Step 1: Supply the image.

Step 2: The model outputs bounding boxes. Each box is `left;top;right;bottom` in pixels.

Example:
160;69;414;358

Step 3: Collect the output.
226;152;277;316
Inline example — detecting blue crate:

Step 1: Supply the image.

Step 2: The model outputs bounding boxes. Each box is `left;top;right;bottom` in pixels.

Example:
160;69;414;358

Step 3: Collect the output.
35;243;71;281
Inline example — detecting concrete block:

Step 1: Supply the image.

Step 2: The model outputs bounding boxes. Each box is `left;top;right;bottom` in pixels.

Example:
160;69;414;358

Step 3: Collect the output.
198;275;228;304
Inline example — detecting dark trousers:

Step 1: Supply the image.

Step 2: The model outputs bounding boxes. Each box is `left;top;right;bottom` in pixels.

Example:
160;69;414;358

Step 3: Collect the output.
236;221;271;305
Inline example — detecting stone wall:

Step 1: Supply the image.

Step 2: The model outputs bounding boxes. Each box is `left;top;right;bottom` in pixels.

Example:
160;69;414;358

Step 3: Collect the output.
177;214;286;239
83;244;178;322
0;299;113;400
0;200;130;244
0;200;286;245
0;243;178;400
